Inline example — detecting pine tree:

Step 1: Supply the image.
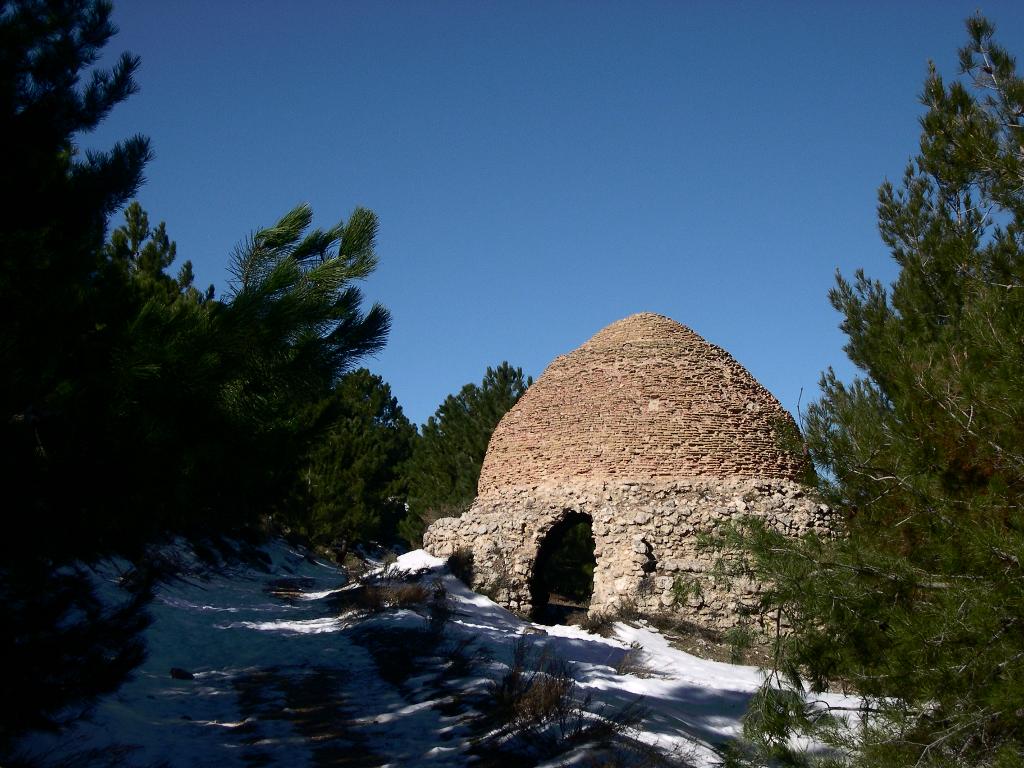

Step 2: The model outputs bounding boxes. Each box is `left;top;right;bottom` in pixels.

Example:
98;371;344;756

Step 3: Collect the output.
105;200;214;305
0;0;154;749
1;0;150;464
717;15;1024;767
401;362;532;544
0;1;393;749
288;368;415;553
103;202;392;542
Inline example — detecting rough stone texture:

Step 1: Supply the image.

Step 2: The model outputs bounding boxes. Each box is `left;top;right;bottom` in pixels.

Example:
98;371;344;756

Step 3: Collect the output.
478;313;805;494
424;478;831;628
424;313;828;629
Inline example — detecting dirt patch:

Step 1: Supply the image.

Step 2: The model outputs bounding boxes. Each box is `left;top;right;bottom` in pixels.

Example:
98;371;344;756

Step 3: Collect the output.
646;617;774;667
533;592;590;626
263;577;318;600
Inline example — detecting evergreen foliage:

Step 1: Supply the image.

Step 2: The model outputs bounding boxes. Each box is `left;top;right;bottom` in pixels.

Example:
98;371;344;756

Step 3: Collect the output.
288;368;416;552
2;0;148;555
713;16;1024;767
0;0;390;750
0;2;154;747
105;200;215;306
400;362;532;544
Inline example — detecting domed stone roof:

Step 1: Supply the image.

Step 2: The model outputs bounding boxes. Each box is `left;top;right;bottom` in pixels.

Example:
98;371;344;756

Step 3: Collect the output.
477;313;805;495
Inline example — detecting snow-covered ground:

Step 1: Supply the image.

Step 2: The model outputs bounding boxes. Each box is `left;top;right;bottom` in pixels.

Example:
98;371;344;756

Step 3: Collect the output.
15;541;860;767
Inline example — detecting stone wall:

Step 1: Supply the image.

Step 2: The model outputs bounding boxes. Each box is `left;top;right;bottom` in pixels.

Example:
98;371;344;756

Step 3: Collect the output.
424;477;831;629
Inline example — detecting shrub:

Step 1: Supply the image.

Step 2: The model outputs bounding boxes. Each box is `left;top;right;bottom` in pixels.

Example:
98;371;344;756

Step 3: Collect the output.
615;642;653;678
358;583;430;611
579;610;619;636
473;638;647;764
724;625;754;665
486;639;587;748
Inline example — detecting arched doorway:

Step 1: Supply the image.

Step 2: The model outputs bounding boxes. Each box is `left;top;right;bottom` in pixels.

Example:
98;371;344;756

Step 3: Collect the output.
530;512;597;624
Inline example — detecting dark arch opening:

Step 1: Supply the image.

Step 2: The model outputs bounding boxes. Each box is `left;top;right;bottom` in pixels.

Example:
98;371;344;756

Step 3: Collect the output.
530;512;596;625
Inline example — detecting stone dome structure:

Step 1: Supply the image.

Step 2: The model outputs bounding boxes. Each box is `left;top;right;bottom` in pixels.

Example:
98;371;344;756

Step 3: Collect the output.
478;312;805;494
424;313;831;630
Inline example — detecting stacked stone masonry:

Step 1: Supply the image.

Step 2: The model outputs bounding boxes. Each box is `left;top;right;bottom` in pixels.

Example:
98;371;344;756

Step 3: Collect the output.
424;478;831;629
478;313;806;495
424;313;829;630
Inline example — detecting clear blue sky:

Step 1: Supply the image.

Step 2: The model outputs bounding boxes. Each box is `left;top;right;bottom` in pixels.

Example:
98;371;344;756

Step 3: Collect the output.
85;2;1024;427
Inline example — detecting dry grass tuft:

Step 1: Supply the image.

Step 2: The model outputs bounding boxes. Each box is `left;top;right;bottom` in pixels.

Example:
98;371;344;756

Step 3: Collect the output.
469;638;650;766
579;609;620;636
358;583;430;611
615;642;656;678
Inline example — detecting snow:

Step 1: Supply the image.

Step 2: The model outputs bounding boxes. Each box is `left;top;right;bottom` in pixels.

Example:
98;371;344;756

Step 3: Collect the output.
395;549;447;571
14;541;860;766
